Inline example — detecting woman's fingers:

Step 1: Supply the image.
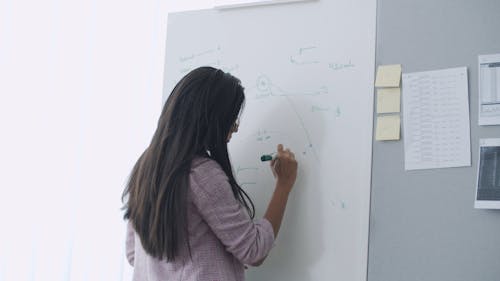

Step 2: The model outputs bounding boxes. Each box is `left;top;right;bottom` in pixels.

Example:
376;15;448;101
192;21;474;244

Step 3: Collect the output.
282;147;295;159
272;145;298;189
277;144;284;153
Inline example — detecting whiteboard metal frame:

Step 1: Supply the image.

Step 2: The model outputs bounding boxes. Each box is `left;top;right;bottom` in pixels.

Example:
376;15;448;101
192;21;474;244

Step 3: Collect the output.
214;0;313;9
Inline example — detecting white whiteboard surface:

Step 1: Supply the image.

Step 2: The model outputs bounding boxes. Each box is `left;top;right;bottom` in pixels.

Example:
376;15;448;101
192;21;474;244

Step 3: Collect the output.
163;1;376;280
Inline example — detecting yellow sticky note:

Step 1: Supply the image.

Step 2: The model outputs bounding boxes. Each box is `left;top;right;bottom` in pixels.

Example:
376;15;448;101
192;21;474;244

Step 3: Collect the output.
376;115;400;141
375;64;402;87
377;88;401;113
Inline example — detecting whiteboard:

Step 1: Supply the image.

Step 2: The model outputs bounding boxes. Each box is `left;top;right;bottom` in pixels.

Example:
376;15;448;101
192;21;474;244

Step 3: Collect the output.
162;1;376;280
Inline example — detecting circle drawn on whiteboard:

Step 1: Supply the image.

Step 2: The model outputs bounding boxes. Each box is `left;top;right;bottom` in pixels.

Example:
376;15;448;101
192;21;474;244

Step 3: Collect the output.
256;75;272;93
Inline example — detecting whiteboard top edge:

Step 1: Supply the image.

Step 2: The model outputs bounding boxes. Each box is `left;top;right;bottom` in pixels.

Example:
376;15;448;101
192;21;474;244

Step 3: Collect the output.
167;7;214;17
214;0;314;9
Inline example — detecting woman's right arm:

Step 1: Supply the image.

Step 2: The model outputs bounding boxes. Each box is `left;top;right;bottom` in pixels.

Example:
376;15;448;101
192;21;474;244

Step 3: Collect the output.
190;161;276;266
190;145;297;267
263;144;298;238
252;144;297;266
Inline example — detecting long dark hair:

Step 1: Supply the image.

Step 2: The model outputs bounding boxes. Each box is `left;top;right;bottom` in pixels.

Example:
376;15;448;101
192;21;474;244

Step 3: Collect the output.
122;66;255;261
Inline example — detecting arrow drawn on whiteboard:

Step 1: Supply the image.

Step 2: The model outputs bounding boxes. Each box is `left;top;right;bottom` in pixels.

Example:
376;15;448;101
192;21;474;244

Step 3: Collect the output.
253;74;328;99
290;46;320;65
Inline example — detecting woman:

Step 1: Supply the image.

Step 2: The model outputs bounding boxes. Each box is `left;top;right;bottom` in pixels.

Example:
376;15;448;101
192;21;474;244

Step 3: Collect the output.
122;67;298;281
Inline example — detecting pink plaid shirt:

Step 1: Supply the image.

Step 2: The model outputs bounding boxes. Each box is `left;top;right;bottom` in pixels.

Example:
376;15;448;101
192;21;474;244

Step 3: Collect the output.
126;157;275;281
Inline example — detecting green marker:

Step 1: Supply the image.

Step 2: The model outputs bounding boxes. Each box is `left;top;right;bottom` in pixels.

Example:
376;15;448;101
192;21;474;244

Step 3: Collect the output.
260;152;276;162
260;155;273;161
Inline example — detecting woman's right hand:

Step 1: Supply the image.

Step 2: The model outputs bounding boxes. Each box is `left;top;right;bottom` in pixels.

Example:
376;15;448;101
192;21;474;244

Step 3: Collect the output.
270;144;298;193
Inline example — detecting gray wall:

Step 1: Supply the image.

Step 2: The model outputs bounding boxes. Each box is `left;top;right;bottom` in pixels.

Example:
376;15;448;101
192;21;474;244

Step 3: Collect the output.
369;1;500;281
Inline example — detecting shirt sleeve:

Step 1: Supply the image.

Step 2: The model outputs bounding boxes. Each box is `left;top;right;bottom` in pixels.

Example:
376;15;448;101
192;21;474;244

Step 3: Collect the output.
190;159;275;265
125;220;135;266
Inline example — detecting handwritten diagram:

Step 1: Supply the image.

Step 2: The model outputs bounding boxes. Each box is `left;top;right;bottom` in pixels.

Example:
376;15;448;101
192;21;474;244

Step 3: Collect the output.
173;44;347;205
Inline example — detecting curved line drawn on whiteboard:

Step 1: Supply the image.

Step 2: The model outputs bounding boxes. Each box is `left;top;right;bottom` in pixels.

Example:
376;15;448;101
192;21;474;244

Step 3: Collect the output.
283;95;319;160
248;74;322;160
290;46;320;66
253;75;328;99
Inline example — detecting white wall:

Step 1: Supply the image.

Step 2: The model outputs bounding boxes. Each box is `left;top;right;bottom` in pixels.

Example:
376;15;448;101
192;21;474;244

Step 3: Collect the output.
0;1;211;280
